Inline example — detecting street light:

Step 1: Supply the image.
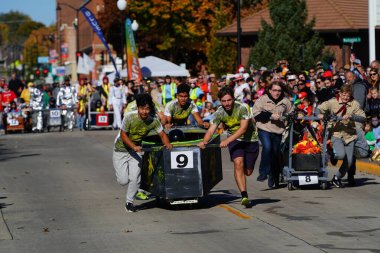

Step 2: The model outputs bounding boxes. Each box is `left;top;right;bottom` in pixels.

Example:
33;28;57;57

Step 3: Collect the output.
56;3;80;62
131;19;139;31
117;0;127;10
117;0;139;68
237;0;242;67
117;1;126;69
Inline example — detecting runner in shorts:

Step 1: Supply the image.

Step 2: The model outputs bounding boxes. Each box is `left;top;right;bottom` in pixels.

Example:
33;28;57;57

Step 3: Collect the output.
198;86;259;206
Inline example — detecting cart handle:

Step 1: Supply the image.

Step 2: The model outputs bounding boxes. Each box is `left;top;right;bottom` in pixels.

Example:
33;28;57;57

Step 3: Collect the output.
142;143;220;152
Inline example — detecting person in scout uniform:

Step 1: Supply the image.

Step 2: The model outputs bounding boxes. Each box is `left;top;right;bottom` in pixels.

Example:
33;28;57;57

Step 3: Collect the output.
198;86;259;207
317;84;366;187
164;83;209;129
113;93;172;212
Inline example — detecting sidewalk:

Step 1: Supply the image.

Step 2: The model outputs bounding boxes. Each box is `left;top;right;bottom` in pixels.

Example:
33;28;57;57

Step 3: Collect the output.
335;159;380;176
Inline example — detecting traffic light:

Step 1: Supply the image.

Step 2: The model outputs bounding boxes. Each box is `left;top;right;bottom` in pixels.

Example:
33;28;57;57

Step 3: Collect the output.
100;51;105;65
43;68;48;77
35;69;40;78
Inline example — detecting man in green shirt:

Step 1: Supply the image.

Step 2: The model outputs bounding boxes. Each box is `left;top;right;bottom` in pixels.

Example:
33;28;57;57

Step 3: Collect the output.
164;83;209;129
198;87;259;206
113;94;172;212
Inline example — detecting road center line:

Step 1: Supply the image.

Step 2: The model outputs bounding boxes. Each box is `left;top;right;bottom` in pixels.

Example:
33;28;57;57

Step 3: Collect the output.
218;204;252;220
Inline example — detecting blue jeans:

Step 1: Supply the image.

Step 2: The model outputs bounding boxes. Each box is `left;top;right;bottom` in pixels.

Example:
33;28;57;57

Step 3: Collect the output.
76;113;85;130
258;129;282;178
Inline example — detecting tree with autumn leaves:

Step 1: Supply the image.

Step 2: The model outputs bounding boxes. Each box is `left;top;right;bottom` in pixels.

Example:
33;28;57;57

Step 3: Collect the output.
99;0;264;76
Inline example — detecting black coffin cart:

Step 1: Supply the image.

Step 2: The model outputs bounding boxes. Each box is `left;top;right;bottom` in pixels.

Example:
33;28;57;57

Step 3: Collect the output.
141;128;223;205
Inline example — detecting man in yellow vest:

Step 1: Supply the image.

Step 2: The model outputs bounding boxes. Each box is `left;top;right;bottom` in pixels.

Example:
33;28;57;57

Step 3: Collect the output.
162;75;177;106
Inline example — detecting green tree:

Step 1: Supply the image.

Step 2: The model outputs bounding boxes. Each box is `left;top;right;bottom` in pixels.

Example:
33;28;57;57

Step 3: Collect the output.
0;23;9;45
0;11;33;44
16;20;45;42
207;3;236;76
248;0;324;72
99;0;219;66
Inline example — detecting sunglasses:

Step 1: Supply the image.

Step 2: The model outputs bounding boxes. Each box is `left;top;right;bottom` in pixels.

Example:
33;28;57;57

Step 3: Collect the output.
370;73;378;76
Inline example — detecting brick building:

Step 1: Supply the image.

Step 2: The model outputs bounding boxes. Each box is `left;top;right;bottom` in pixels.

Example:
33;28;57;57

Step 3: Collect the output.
56;0;110;82
216;0;380;68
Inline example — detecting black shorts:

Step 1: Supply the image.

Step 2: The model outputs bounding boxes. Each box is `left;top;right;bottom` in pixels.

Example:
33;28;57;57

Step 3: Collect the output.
228;140;259;170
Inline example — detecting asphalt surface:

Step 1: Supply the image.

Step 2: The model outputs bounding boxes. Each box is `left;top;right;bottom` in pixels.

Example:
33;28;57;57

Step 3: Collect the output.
0;130;380;253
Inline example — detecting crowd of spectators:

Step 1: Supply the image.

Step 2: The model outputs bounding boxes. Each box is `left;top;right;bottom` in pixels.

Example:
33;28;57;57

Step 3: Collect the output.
1;55;380;144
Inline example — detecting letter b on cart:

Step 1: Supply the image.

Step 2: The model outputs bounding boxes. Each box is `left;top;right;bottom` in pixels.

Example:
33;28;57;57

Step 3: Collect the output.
170;151;194;169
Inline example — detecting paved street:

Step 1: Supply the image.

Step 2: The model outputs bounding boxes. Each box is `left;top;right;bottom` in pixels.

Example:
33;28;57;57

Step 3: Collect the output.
1;130;380;253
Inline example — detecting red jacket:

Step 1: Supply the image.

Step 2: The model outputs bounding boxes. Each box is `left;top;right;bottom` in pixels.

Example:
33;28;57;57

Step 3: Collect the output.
1;90;17;105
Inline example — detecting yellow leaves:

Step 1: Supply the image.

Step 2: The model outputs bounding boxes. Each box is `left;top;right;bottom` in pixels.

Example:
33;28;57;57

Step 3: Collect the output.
157;37;175;51
162;14;171;20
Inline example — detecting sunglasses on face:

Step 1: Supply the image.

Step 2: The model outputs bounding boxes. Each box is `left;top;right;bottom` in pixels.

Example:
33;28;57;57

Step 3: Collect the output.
370;73;378;76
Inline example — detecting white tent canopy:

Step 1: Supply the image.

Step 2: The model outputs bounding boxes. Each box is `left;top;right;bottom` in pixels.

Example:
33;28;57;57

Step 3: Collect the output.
139;56;190;77
104;56;189;85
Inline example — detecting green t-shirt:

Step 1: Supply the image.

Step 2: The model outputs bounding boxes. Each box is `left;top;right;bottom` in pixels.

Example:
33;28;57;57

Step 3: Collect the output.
164;99;198;126
211;101;258;142
114;111;163;151
365;131;376;151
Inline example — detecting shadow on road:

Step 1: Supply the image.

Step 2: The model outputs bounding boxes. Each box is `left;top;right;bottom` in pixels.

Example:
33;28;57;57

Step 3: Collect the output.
0;197;13;210
0;153;40;162
137;189;281;211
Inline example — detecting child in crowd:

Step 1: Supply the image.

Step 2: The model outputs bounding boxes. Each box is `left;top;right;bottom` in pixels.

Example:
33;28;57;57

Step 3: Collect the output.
363;121;376;151
201;101;215;122
370;116;380;161
298;96;313;116
365;87;380;117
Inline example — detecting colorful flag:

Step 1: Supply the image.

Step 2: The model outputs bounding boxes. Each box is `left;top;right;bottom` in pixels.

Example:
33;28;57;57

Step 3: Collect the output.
125;18;142;83
80;6;119;77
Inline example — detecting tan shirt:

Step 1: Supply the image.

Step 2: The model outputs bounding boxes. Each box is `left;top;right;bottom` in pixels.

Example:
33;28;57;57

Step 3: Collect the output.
317;97;365;144
252;94;293;134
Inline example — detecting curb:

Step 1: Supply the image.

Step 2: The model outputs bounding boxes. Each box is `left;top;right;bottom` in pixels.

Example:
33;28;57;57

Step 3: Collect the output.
335;160;380;176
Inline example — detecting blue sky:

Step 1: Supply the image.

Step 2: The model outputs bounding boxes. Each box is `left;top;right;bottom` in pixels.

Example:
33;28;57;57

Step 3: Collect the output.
0;0;56;26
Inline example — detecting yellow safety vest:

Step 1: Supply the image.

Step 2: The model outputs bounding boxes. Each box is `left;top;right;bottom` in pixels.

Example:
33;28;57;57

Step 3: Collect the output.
190;88;198;100
162;83;176;105
78;85;87;114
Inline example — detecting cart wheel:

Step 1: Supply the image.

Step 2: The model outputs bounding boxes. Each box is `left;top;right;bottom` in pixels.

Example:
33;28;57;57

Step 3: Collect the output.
287;182;293;191
321;181;328;190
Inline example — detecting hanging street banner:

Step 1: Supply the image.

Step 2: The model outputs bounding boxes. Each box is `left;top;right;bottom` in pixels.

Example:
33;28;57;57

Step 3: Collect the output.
125;18;142;83
80;6;119;77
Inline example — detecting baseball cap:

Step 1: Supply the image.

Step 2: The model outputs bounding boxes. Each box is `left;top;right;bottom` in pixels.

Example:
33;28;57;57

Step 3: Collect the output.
353;59;361;65
259;66;267;71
